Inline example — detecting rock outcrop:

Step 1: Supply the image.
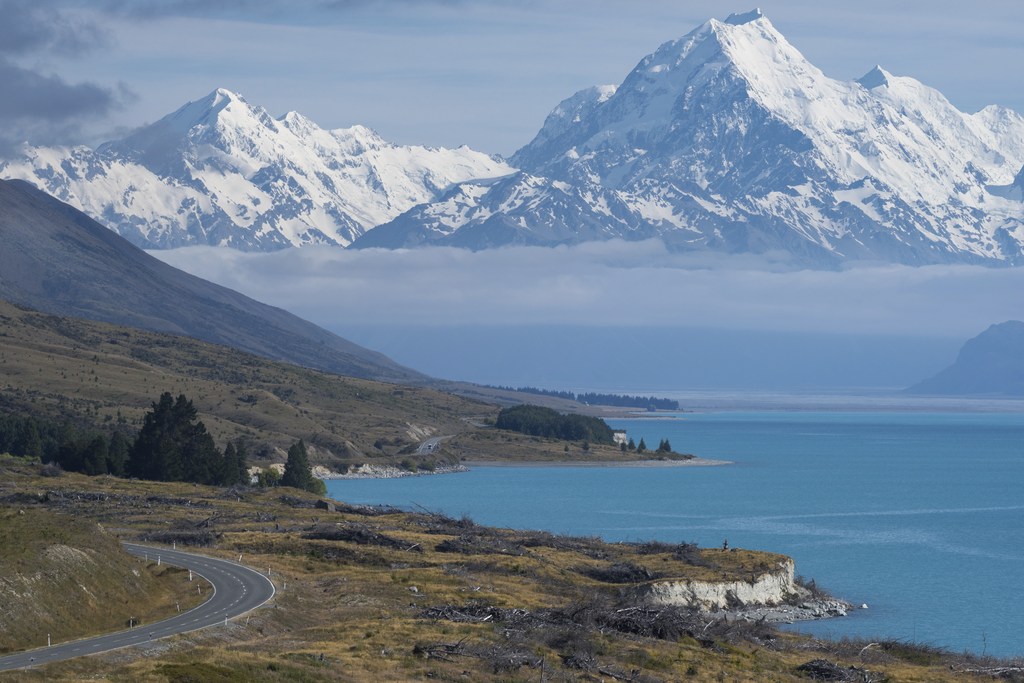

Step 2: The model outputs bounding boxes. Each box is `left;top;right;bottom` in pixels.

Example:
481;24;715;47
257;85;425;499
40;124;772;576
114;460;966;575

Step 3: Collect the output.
636;558;799;611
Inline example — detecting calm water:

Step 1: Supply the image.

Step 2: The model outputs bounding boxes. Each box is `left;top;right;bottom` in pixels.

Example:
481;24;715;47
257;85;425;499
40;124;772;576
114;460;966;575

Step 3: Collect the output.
327;410;1024;656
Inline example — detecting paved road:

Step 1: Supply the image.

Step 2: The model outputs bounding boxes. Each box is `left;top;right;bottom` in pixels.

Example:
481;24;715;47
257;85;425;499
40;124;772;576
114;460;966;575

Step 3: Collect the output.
416;437;441;455
416;436;453;455
0;543;276;672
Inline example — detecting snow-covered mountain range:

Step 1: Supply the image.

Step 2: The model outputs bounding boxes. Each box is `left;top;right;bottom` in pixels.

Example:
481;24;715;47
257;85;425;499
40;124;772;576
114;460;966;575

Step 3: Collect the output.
3;10;1024;265
0;89;511;249
355;10;1024;265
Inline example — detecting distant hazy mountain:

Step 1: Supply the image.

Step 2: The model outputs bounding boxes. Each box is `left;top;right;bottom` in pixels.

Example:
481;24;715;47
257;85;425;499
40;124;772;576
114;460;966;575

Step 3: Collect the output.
0;89;511;250
356;10;1024;265
0;179;424;384
908;321;1024;396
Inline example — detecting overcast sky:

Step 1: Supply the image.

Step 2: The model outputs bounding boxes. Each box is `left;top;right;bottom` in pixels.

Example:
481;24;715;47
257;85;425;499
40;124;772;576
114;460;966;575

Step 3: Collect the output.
3;1;1024;154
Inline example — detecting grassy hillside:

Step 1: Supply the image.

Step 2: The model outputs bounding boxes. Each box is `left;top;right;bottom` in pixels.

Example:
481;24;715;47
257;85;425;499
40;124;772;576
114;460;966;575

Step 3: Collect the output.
0;456;1012;682
0;299;660;469
0;506;203;654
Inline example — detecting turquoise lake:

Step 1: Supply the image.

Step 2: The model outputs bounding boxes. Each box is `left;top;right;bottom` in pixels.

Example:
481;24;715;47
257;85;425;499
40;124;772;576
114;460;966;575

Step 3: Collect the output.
326;409;1024;656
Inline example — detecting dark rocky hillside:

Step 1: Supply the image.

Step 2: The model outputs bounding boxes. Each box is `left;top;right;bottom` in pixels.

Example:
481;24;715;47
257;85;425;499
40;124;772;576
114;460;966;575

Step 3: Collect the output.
0;179;423;384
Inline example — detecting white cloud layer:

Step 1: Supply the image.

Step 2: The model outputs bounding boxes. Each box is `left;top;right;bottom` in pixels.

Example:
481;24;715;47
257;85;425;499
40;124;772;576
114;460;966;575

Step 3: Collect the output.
152;241;1024;338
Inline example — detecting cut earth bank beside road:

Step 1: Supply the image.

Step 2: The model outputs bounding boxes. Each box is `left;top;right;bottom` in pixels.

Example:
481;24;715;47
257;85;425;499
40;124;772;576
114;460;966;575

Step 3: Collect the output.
0;543;275;673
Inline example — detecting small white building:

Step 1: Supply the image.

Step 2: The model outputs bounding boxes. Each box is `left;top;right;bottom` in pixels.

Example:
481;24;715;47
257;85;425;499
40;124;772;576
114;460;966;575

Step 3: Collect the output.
612;431;628;446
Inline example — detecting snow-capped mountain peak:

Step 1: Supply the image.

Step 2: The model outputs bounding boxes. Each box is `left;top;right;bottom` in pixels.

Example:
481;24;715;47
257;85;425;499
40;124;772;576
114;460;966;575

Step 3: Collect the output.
1;89;512;249
367;11;1024;265
164;87;246;132
724;8;764;25
857;65;891;90
99;87;284;177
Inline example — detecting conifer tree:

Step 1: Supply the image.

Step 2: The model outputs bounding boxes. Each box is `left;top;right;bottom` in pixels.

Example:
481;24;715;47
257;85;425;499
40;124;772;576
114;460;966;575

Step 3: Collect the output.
54;439;85;473
220;441;250;486
81;435;109;476
281;440;311;489
13;419;42;459
233;441;250;485
128;392;179;481
280;440;324;494
107;432;130;477
637;437;647;454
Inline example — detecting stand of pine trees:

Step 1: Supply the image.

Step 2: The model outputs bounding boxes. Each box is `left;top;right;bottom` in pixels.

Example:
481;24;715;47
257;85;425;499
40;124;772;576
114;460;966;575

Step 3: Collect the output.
2;392;249;486
126;393;248;486
0;413;132;475
495;405;615;443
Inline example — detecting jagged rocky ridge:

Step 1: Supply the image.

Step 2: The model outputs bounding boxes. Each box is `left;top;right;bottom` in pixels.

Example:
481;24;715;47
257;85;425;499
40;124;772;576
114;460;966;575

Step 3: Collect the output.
356;10;1024;265
0;89;511;250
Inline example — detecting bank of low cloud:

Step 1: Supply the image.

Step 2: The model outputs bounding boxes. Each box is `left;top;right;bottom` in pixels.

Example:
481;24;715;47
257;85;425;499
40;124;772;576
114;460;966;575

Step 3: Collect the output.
153;241;1024;338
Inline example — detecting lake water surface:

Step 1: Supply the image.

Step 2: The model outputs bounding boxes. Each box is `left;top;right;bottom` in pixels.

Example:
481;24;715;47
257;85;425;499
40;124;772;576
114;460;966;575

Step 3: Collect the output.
327;408;1024;656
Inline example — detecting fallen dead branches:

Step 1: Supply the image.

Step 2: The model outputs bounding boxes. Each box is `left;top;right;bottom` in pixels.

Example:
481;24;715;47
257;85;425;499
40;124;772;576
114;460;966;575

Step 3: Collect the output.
795;659;884;682
412;639;469;662
419;604;544;628
577;561;657;584
434;532;525;556
412;638;540;674
301;523;419;552
952;664;1024;679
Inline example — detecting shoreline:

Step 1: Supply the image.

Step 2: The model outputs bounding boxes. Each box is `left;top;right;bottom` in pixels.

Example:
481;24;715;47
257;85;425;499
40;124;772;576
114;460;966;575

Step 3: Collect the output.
460;457;731;468
318;457;731;480
317;464;469;480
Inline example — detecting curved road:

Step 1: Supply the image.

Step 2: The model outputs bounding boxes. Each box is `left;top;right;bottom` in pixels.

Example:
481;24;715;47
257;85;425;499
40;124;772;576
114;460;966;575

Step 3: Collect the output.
0;543;275;672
